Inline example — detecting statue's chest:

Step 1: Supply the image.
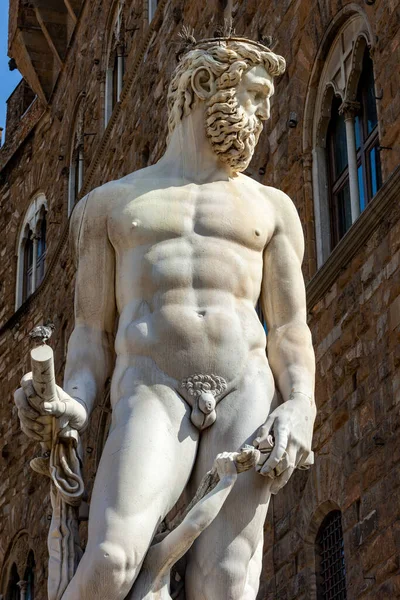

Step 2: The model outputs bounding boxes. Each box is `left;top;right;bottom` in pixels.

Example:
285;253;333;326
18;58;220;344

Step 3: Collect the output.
108;188;268;252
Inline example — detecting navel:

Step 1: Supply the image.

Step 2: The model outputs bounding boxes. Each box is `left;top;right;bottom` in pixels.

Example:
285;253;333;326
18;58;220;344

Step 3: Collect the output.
255;229;261;237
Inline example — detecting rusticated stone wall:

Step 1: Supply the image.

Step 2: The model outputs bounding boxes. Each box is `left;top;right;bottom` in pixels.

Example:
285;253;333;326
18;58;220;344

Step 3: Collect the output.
0;1;399;598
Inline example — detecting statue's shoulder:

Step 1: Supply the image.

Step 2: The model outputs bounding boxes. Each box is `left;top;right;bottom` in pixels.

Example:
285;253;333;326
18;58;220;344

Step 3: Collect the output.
238;175;302;240
256;182;301;231
71;169;147;222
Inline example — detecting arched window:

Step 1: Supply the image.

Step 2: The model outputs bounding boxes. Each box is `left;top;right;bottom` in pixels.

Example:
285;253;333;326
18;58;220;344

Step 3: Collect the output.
16;194;48;308
104;1;125;126
311;14;380;265
315;510;347;600
148;0;158;22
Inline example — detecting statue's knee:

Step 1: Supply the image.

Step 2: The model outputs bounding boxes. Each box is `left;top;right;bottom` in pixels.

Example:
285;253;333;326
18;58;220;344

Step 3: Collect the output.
84;542;138;595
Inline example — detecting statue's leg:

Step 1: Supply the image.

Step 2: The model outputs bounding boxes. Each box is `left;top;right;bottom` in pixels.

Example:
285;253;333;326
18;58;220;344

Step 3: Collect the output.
185;353;276;600
62;383;198;600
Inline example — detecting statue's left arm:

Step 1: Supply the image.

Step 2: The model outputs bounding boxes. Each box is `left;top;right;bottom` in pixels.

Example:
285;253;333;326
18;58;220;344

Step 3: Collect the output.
256;189;316;493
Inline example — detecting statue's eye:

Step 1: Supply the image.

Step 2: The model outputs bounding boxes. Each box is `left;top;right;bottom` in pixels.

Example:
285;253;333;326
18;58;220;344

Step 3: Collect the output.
252;91;264;102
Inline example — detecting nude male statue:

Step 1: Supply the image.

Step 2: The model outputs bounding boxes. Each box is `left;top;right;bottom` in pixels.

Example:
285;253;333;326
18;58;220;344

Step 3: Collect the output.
14;37;316;600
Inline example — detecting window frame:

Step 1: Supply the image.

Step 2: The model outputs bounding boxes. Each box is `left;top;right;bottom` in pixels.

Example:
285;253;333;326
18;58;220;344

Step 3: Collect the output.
15;194;48;309
308;13;378;267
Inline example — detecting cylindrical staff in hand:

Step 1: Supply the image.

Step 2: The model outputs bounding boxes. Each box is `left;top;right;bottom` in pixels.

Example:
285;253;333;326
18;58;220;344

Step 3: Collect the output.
29;335;58;456
27;324;84;600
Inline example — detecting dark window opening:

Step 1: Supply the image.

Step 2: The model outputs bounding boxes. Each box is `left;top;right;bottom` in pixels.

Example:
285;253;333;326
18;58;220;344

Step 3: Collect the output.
24;550;35;600
36;213;47;286
6;563;20;600
23;231;34;302
327;96;352;246
316;510;347;600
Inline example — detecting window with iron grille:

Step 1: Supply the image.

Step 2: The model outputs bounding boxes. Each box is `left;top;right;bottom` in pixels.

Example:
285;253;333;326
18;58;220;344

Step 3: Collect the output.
316;510;347;600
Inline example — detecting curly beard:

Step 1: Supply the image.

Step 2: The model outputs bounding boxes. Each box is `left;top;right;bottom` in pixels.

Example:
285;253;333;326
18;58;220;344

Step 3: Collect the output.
205;88;263;173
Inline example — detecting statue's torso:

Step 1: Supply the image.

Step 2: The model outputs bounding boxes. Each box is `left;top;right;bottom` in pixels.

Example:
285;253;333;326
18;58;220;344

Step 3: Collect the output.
103;171;275;392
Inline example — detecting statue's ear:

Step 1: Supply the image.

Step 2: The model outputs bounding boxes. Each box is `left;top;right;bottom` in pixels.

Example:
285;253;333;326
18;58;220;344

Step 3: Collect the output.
191;66;216;100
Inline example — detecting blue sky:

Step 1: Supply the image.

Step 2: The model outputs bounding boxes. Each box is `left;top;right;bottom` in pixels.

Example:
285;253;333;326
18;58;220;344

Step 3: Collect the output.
0;2;22;142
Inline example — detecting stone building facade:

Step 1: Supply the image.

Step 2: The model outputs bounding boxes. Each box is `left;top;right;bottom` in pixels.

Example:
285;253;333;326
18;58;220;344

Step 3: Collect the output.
0;0;399;598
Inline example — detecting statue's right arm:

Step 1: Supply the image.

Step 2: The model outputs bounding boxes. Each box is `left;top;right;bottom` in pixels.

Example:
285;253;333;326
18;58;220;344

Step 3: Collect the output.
14;190;116;439
62;189;117;424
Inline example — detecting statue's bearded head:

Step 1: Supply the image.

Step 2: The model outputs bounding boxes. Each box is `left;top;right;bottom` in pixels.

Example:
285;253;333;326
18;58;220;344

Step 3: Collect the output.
167;39;286;173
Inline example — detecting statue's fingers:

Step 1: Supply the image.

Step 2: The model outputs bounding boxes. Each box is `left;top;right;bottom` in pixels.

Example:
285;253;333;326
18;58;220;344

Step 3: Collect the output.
18;403;42;422
14;388;32;410
270;466;295;495
42;399;66;417
274;451;290;477
253;415;274;448
20;423;44;441
21;374;36;397
260;428;289;476
36;414;53;425
297;450;314;469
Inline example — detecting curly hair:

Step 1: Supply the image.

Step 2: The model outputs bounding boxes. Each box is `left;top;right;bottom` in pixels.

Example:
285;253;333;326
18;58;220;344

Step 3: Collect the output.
167;40;286;138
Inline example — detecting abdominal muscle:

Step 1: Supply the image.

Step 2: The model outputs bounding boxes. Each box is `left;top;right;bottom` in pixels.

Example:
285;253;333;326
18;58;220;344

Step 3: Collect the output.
113;297;267;401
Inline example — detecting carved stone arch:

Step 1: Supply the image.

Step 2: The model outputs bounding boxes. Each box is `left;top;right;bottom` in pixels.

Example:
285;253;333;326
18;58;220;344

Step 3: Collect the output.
67;92;86;162
316;83;341;148
102;0;126;70
345;33;371;103
299;499;343;600
302;4;374;267
0;531;31;596
302;3;374;153
15;192;48;308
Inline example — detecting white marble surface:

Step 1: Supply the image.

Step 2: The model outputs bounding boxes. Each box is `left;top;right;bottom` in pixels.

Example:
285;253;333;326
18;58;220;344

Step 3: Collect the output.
15;39;316;600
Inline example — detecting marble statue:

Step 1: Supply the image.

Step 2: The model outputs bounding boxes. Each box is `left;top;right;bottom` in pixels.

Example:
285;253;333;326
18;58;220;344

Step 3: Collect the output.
14;35;316;600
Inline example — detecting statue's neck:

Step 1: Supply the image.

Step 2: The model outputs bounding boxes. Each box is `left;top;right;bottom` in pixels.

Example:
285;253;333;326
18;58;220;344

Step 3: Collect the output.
157;107;233;184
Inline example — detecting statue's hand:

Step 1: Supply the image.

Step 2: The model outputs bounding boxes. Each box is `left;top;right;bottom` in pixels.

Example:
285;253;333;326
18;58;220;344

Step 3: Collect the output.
213;452;238;483
14;383;53;442
253;396;316;494
14;373;88;441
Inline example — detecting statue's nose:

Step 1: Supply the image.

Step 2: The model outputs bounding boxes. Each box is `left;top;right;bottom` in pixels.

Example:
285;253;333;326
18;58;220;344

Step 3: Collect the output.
256;102;270;121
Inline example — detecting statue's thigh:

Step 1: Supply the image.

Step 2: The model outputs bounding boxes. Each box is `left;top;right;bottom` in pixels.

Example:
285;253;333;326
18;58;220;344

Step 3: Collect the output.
87;383;198;553
186;356;275;598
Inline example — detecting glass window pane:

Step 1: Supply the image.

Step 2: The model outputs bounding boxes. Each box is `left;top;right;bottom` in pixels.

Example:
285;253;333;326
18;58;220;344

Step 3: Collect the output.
354;116;361;151
37;216;46;258
333;111;348;178
336;181;352;240
365;68;378;135
358;165;365;212
369;145;382;197
112;53;118;108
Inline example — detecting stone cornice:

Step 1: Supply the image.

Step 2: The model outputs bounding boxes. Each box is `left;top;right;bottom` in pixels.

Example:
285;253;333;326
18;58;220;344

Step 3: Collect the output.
306;164;400;310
